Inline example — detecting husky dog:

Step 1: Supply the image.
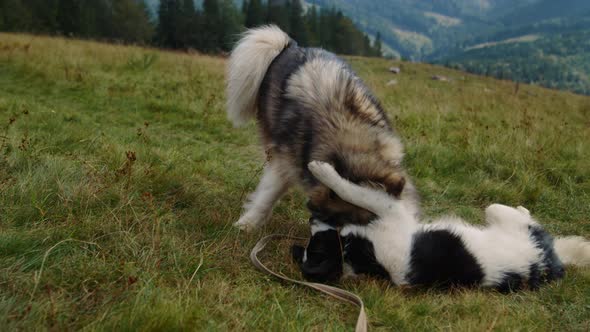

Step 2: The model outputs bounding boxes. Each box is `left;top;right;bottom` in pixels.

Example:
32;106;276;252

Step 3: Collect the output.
226;25;418;231
292;161;590;291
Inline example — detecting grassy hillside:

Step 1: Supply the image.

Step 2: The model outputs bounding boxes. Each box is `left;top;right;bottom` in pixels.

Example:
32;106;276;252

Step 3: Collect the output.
1;34;589;331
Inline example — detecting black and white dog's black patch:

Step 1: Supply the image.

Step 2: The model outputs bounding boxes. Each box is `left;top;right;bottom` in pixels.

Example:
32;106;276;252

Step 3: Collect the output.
406;229;485;288
291;161;589;292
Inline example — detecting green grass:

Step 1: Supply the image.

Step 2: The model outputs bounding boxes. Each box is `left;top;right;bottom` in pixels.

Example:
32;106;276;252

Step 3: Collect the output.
0;33;589;331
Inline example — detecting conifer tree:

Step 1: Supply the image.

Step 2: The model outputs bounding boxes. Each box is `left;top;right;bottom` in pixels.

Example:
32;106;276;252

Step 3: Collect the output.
157;0;183;48
318;7;337;50
57;0;81;36
217;0;242;51
24;0;59;33
242;0;248;16
267;0;289;31
0;0;33;32
363;34;372;56
373;32;382;57
332;10;348;54
306;5;319;46
112;0;154;43
180;0;199;48
289;0;307;45
79;0;113;38
245;0;264;28
202;0;221;52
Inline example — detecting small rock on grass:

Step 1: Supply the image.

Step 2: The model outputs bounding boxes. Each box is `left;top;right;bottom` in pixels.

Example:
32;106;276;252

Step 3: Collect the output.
432;75;451;82
389;66;401;74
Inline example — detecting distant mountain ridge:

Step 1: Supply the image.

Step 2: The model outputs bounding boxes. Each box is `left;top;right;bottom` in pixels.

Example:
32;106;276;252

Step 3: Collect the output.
309;0;540;60
310;0;590;94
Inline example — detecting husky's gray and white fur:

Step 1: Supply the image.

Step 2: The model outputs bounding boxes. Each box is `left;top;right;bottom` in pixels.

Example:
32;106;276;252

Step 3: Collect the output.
294;161;590;291
227;25;418;230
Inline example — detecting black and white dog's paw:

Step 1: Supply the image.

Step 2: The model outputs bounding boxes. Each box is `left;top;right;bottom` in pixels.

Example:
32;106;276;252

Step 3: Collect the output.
516;206;530;216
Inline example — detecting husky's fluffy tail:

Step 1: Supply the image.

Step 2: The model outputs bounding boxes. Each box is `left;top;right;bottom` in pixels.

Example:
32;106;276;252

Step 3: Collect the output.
555;236;590;267
226;25;290;127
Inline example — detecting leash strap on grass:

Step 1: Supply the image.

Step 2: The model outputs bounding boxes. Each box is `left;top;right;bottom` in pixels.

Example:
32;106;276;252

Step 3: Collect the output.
250;234;368;332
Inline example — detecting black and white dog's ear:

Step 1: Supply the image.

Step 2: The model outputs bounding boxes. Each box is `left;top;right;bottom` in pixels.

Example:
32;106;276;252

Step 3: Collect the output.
291;229;343;283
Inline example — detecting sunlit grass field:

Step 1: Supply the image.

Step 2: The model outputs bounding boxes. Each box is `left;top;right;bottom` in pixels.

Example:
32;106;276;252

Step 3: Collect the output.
0;33;589;331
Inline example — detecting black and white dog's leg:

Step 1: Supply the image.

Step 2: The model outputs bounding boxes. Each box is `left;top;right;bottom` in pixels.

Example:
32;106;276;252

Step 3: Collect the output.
234;163;290;231
308;161;398;217
484;203;533;230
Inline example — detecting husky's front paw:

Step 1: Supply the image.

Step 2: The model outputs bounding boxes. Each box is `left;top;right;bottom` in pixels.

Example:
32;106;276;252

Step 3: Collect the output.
233;212;269;232
308;161;339;185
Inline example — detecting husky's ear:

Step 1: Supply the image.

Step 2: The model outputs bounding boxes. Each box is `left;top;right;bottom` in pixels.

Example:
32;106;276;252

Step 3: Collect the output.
384;175;405;197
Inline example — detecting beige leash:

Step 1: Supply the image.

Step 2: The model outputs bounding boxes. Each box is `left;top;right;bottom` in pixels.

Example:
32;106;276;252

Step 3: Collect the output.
250;234;368;332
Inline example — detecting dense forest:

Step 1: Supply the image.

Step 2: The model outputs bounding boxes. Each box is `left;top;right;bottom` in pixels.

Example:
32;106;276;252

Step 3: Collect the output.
307;0;590;95
0;0;383;57
441;17;590;95
0;0;155;43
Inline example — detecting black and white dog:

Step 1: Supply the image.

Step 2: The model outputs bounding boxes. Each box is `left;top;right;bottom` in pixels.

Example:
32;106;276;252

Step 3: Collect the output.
293;161;590;292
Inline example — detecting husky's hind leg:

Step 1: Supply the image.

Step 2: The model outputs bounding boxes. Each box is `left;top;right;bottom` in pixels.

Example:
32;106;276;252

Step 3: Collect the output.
234;162;291;231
